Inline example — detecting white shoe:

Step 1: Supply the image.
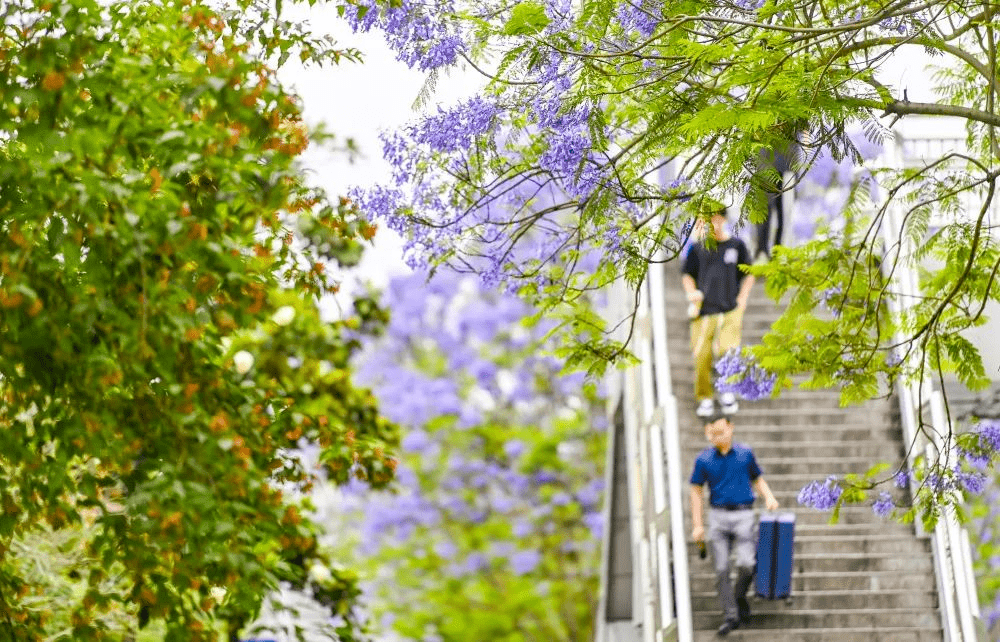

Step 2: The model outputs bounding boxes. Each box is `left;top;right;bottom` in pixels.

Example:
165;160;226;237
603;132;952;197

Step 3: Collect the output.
696;399;715;417
720;393;739;414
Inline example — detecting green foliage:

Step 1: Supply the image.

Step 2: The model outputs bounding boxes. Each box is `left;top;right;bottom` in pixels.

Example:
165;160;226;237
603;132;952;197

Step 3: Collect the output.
503;2;550;36
360;0;1000;416
355;408;604;642
0;1;394;639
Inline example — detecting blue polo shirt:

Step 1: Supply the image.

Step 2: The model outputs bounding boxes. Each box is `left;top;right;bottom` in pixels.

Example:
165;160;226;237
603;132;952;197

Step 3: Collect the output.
690;443;762;507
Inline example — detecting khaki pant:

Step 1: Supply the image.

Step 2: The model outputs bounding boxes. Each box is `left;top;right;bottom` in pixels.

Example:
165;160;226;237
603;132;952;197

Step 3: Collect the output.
690;308;744;401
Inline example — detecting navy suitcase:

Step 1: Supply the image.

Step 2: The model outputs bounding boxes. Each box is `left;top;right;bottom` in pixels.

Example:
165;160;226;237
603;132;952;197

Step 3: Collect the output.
755;512;794;600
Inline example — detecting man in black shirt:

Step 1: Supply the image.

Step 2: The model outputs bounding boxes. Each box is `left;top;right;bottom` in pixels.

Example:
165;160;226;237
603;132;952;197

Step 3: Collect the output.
682;200;755;417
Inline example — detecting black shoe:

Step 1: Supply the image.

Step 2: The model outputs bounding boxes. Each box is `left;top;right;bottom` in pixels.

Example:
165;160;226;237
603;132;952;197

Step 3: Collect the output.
717;619;740;637
737;596;751;622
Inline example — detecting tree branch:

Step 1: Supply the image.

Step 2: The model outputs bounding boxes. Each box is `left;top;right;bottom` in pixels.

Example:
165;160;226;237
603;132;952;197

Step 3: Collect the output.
870;100;1000;127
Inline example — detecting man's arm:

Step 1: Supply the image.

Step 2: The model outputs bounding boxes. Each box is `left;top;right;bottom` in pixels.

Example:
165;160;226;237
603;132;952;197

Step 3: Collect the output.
736;274;755;310
682;274;703;303
690;484;706;541
753;476;779;511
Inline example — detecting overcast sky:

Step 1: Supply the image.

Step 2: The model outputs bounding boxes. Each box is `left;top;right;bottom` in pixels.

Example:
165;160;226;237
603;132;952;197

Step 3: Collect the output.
278;5;486;297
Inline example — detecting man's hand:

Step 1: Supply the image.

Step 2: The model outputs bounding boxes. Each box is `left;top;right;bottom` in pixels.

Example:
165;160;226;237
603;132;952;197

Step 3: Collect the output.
686;289;704;304
765;496;779;511
692;525;705;542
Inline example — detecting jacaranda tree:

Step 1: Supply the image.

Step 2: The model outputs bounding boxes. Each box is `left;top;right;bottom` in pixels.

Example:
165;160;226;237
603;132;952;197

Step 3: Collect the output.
0;1;396;639
342;0;1000;516
334;269;605;642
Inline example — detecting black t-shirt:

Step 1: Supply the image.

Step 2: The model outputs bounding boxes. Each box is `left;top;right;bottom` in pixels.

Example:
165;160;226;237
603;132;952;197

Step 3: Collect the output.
682;237;751;317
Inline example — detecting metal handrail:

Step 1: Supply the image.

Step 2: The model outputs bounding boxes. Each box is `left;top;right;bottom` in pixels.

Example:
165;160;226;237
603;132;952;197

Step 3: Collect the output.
648;255;694;642
877;131;981;641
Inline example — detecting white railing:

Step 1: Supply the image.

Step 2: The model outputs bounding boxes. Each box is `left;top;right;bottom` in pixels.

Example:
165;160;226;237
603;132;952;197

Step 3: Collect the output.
877;127;982;642
595;256;693;642
647;252;694;642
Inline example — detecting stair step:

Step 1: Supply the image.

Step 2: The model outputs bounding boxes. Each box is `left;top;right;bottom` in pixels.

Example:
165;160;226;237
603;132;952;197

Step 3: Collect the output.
685;535;931;557
683;412;897;427
691;609;941;630
677;428;903;443
682;441;902;458
689;570;934;592
692;552;932;574
690;589;938;611
691;627;943;642
746;457;893;475
688;507;903;526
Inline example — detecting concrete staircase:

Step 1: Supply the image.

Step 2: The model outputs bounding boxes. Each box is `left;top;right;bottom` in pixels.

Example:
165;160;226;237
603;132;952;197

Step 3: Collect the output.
663;273;944;642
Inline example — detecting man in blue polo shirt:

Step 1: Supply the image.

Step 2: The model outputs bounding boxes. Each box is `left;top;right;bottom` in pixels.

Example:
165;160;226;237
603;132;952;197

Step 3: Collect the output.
690;413;779;636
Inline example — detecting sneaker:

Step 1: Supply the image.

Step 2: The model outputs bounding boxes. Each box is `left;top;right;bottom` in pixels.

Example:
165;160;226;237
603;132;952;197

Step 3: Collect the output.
717;618;740;637
720;392;739;414
696;398;715;417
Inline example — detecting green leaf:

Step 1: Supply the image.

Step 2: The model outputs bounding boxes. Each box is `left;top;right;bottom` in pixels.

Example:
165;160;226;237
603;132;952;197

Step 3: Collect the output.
503;2;550;36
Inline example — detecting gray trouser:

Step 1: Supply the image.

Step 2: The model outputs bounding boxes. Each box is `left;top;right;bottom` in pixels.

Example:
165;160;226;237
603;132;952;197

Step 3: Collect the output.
708;508;756;621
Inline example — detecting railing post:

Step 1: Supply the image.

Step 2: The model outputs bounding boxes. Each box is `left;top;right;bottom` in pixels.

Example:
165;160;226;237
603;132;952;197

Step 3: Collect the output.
648;259;693;642
930;391;978;641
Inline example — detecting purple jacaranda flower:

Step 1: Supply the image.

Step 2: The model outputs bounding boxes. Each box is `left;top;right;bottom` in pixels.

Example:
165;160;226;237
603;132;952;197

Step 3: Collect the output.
491;495;517;514
342;0;469;72
418;34;465;71
615;0;660;38
714;349;744;378
924;472;956;493
962;450;990;470
401;429;433;453
819;285;842;314
509;549;542;575
512;520;533;538
893;469;910;489
504;439;527;459
462;552;490;574
582;511;603;539
958;471;987;495
798;476;842;511
409;96;499;155
714;348;776;400
873;492;894;517
886;349;904;368
534;470;559;484
976;420;1000;452
576;479;604;509
550;492;572;506
539;129;590;178
489;541;517;559
434;540;458;560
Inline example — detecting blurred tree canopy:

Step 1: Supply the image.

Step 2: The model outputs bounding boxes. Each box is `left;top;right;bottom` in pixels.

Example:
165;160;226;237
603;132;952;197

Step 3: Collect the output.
0;1;396;639
337;270;605;642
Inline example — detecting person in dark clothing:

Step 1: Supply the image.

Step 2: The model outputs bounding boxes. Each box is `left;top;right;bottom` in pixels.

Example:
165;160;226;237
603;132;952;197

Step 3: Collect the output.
691;413;779;636
682;200;755;417
755;139;799;261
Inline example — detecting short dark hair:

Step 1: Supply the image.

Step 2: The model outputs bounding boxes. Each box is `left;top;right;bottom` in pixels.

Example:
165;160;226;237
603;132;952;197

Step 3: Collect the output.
703;412;731;427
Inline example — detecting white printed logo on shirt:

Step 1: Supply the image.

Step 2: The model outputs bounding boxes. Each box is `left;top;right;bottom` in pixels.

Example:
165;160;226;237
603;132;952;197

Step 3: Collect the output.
724;248;739;264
